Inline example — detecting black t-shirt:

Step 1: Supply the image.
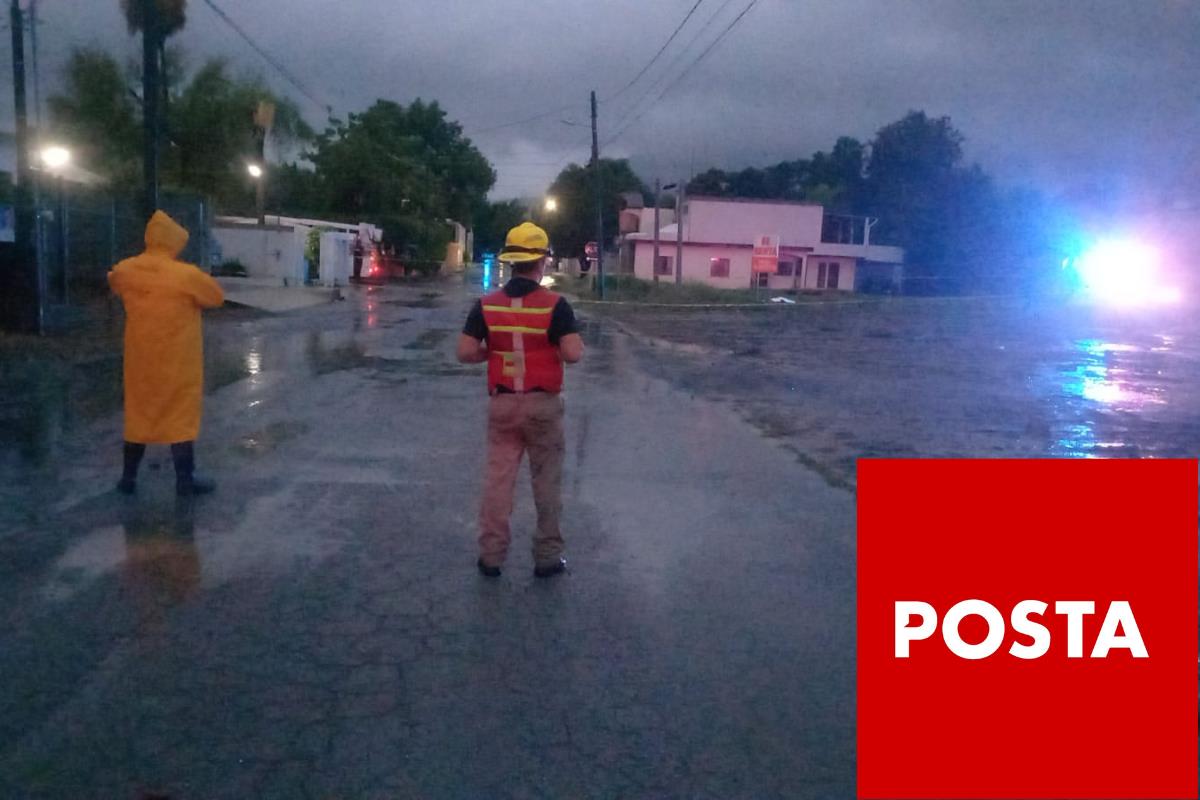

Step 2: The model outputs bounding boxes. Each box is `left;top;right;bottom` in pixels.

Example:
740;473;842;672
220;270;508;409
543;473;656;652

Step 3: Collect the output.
462;277;579;345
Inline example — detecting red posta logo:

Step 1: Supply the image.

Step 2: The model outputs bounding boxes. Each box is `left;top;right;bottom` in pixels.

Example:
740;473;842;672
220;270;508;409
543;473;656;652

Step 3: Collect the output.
857;459;1198;800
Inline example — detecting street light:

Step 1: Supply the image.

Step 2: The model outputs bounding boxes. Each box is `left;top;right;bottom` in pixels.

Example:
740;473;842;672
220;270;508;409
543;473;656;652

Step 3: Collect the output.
544;196;558;213
247;163;266;224
39;146;72;303
40;145;71;171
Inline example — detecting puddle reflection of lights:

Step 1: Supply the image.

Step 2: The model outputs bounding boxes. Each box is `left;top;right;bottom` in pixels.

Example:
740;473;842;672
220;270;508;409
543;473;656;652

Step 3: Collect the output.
1063;338;1165;410
1080;379;1125;405
246;349;262;376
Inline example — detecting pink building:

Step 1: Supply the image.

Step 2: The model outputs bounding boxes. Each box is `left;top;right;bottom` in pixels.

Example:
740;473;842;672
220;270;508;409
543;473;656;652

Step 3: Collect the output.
624;196;904;292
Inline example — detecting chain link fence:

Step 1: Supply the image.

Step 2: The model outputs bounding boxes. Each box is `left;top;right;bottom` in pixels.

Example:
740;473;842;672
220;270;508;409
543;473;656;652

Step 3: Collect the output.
35;185;211;310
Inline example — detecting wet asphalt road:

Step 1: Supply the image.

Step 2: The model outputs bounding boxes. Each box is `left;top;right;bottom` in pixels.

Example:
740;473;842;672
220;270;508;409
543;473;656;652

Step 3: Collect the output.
600;295;1200;490
0;278;854;798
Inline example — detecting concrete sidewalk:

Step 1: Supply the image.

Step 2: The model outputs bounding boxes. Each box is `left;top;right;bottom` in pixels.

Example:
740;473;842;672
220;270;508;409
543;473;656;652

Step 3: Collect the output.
216;276;340;313
0;281;855;798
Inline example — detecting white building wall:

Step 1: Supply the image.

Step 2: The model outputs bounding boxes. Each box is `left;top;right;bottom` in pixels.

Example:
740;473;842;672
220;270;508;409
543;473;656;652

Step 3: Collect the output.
634;242;754;290
685;198;824;248
629;198;902;293
319;232;355;287
213;224;309;285
636;243;859;292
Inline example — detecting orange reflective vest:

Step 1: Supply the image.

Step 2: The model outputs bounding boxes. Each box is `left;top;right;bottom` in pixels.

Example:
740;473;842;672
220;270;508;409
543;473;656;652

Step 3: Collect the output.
481;287;564;394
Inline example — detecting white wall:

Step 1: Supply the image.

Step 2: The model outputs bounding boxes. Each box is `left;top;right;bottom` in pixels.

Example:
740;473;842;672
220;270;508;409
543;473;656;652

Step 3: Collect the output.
319;232;355;287
797;256;856;291
686;198;823;248
634;241;755;290
213;224;309;285
635;243;858;292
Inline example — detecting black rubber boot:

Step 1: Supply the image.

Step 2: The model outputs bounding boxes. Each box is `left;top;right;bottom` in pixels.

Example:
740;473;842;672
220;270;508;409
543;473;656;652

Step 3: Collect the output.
117;442;145;495
171;441;215;496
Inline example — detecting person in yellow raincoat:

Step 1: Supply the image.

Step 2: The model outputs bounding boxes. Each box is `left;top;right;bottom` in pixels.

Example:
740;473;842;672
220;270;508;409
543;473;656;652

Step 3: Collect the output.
108;211;225;496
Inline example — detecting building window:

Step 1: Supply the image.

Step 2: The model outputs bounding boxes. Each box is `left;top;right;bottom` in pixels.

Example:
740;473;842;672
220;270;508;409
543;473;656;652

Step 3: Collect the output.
654;255;673;275
709;257;730;278
816;261;842;289
777;260;794;276
753;272;769;288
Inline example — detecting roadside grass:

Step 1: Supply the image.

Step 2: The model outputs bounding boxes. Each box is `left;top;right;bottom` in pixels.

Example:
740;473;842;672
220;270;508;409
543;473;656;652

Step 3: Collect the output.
553;274;858;305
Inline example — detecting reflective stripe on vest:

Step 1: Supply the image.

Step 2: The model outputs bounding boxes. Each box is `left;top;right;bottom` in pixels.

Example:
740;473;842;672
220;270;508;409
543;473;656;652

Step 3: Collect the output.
481;287;563;394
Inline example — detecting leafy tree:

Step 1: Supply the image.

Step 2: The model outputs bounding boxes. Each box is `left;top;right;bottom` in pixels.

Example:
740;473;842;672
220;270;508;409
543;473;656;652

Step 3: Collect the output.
686;139;865;209
472;199;526;256
167;59;312;210
48;49;312;206
687;168;731;197
862;111;965;258
543;159;647;257
46;49;143;188
119;0;188;36
808;137;866;210
301;99;494;257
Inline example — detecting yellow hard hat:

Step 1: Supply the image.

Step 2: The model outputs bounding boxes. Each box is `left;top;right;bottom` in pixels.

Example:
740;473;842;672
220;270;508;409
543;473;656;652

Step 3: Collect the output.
499;221;550;263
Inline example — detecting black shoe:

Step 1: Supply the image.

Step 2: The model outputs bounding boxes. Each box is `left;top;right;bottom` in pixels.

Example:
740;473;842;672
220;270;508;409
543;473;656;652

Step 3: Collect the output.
477;559;501;578
534;558;567;578
176;475;216;497
116;478;137;495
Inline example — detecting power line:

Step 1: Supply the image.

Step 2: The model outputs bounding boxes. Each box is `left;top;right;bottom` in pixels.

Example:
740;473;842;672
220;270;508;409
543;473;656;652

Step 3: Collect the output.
605;0;705;102
198;0;330;115
468;105;579;135
467;0;705;136
603;0;739;143
605;0;759;148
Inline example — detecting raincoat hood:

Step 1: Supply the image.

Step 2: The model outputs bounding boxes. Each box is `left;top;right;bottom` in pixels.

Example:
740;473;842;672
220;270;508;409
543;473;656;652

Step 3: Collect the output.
145;210;189;256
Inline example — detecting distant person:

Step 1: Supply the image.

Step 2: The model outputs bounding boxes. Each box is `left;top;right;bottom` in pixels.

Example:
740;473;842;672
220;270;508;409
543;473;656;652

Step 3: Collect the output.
108;211;225;496
457;222;584;578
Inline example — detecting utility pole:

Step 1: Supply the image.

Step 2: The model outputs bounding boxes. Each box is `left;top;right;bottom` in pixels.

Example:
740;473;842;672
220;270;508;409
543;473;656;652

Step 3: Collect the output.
590;90;604;300
141;0;160;219
28;0;40;126
253;101;275;226
652;178;660;284
5;0;41;333
674;180;684;285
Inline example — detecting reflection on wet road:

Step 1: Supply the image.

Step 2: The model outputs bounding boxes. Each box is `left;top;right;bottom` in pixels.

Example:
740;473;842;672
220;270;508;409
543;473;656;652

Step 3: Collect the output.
603;296;1200;487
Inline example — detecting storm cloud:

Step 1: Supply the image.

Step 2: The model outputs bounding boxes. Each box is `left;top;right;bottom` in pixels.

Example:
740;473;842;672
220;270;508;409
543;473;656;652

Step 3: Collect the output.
5;0;1197;199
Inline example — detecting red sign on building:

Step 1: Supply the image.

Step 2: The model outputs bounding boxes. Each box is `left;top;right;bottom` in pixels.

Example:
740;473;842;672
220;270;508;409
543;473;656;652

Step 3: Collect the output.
751;234;779;273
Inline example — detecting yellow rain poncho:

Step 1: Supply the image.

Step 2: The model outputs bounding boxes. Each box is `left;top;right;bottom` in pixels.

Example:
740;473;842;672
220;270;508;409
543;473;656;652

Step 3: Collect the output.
108;211;224;444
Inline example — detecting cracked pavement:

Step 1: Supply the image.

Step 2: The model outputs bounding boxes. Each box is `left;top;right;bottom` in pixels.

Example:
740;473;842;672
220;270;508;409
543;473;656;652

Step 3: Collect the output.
0;276;855;798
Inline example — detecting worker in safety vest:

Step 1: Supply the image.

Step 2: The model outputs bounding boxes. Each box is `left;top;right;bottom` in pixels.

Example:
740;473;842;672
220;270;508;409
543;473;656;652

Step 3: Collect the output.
108;211;224;496
457;222;584;578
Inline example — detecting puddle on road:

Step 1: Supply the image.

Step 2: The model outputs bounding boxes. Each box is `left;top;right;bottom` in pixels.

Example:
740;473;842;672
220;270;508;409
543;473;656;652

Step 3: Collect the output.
236;420;312;456
384;291;443;309
41;500;202;606
0;355;124;471
403;329;451;350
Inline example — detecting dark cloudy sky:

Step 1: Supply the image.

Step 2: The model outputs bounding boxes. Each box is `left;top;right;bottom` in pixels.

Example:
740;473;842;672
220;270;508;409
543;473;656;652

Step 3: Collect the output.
4;0;1198;200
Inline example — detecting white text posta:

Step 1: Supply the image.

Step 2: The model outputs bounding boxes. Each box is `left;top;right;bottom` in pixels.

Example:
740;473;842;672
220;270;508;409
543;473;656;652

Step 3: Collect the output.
894;600;1148;660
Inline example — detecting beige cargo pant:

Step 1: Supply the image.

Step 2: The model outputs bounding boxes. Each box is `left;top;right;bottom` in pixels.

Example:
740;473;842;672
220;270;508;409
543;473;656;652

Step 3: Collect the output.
478;392;565;568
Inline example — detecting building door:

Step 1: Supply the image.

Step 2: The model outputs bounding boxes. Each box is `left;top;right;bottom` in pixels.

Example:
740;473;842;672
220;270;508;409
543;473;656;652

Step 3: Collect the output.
827;262;840;289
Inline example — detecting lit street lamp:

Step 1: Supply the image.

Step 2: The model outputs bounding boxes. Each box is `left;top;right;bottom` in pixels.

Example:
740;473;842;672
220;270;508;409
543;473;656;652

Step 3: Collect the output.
38;146;72;303
40;145;71;171
247;163;266;224
544;196;558;213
